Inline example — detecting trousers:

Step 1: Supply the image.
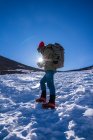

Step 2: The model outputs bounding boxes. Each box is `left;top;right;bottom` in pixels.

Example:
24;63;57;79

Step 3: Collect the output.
40;70;56;95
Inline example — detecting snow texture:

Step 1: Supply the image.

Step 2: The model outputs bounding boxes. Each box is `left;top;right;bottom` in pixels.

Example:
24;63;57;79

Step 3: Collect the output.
0;70;93;140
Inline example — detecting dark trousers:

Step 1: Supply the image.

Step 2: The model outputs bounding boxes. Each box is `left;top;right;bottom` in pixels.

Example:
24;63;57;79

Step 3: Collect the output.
40;70;56;95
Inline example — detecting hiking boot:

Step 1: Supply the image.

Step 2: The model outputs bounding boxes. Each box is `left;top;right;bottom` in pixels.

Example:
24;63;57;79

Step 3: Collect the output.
42;95;55;109
36;97;46;103
42;102;55;109
36;90;46;103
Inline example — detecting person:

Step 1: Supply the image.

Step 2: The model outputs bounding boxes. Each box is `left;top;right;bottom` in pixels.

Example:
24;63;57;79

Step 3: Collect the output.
36;41;57;109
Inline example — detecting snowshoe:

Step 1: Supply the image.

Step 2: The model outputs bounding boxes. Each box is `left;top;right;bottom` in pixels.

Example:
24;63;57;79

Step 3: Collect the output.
42;102;55;109
36;97;46;103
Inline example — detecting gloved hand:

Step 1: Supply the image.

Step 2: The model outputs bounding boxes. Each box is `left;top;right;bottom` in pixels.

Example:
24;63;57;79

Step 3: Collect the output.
37;62;44;68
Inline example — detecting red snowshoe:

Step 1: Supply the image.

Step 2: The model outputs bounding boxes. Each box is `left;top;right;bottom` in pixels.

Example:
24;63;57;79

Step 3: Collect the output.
42;102;55;109
36;97;46;103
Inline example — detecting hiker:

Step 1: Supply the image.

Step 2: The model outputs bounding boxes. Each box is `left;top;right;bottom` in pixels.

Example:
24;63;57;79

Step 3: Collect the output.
36;41;64;109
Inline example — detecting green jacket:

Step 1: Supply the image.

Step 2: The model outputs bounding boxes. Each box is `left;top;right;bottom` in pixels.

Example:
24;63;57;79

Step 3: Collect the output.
42;47;56;71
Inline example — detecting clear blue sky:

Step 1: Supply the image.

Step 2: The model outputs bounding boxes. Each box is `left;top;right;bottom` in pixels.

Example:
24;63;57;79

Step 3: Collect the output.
0;0;93;70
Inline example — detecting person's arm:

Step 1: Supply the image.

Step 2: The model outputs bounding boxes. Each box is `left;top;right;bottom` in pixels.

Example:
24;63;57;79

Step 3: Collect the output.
37;61;45;68
37;55;45;68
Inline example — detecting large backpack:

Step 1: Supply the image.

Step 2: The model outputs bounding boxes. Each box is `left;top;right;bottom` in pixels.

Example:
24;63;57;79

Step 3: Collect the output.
46;43;64;68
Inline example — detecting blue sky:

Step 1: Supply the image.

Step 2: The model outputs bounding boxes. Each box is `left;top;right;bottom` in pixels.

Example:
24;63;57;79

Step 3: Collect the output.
0;0;93;70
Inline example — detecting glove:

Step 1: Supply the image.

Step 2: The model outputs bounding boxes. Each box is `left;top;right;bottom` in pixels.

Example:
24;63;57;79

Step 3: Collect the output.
37;62;44;68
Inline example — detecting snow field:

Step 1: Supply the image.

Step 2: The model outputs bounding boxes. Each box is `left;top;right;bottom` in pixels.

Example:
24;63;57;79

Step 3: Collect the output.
0;70;93;140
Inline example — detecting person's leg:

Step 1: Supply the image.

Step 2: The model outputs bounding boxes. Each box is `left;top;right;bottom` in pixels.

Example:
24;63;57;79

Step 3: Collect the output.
46;71;55;96
36;73;47;102
46;71;56;104
42;71;56;108
40;74;46;92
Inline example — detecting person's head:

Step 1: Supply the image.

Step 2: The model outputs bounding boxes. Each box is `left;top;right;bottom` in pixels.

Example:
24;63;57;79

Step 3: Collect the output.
37;41;45;53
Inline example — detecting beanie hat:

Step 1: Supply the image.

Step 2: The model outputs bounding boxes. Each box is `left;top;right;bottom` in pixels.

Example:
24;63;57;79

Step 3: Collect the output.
38;41;45;48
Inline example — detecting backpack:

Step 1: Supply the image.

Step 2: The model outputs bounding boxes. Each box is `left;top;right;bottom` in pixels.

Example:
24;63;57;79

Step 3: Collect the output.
46;43;64;68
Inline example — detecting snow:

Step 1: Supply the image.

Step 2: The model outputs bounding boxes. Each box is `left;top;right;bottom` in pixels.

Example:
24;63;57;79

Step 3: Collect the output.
83;108;93;117
0;70;93;140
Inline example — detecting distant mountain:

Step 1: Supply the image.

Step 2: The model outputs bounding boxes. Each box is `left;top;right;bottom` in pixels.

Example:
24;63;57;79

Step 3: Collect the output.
0;55;93;75
65;65;93;72
0;55;42;74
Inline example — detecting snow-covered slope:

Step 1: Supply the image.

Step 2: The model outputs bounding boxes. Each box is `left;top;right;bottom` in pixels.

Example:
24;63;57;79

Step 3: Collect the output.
0;70;93;140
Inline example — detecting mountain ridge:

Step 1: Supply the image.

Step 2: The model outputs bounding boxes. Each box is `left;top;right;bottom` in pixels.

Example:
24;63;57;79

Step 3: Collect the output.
0;55;93;74
0;55;42;74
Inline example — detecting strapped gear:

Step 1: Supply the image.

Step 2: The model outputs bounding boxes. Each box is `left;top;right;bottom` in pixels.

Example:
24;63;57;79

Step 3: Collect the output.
42;102;55;109
36;97;46;103
42;95;55;109
46;43;64;68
